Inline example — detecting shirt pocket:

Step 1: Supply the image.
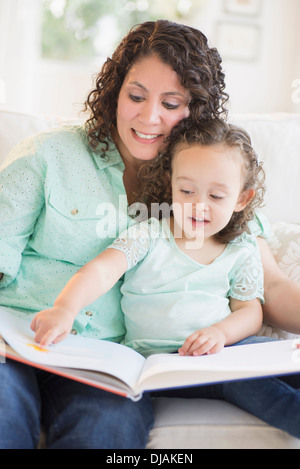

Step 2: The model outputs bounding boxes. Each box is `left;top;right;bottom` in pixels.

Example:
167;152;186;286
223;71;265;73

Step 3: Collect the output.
32;188;117;265
48;188;101;221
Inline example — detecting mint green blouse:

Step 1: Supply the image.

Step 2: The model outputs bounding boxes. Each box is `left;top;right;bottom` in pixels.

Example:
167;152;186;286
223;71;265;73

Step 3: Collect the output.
110;218;265;357
0;124;131;342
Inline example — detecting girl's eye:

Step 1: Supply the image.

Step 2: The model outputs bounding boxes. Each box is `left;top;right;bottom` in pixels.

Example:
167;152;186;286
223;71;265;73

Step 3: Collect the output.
180;189;193;195
210;194;224;200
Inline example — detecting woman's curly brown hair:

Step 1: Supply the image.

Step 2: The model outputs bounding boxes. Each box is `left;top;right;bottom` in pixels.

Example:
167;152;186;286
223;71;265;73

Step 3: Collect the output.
137;118;266;244
84;19;228;154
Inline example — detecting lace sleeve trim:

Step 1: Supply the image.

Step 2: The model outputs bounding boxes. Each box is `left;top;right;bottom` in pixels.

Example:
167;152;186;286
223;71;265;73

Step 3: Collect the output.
110;219;160;270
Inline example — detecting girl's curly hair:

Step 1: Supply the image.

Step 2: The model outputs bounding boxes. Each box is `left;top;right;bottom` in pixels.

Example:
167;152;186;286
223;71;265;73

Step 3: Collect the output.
84;19;228;154
137;118;266;244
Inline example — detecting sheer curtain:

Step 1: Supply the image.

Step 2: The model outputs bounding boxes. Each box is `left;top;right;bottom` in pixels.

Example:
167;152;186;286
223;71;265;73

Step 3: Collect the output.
0;0;41;113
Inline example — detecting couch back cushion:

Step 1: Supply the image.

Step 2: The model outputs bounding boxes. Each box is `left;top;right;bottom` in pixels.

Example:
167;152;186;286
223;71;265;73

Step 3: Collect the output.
230;114;300;224
0;110;79;165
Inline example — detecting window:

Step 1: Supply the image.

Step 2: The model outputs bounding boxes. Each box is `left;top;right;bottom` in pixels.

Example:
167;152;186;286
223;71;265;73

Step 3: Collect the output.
41;0;196;62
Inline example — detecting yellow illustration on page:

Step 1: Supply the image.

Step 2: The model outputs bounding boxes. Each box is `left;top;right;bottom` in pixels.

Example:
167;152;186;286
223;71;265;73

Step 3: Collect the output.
27;343;49;352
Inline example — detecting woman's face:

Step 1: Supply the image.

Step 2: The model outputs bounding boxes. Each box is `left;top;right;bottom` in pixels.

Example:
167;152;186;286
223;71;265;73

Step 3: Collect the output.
115;55;190;168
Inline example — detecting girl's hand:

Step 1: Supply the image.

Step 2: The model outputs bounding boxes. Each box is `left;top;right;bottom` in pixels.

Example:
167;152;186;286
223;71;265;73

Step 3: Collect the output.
30;306;75;347
178;326;226;356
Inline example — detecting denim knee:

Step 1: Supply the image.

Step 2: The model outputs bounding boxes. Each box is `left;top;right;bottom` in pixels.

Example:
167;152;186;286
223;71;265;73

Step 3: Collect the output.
40;374;154;449
0;360;41;448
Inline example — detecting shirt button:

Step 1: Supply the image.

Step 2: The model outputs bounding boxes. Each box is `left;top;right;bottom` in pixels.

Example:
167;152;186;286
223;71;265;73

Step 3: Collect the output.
71;209;78;216
85;311;93;317
70;329;77;335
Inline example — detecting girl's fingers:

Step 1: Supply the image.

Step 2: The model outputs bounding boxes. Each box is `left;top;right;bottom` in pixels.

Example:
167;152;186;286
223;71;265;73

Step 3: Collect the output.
179;330;224;356
190;337;217;356
179;330;203;355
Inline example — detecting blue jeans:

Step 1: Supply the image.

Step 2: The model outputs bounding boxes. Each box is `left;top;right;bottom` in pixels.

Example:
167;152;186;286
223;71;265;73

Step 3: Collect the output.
0;360;154;449
153;336;300;439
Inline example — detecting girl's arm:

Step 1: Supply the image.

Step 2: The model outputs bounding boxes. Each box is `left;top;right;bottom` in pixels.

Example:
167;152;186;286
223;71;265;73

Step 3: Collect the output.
178;297;263;356
31;248;128;346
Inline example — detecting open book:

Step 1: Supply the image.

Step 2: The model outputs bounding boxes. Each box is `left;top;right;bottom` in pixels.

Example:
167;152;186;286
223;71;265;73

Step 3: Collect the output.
1;307;300;401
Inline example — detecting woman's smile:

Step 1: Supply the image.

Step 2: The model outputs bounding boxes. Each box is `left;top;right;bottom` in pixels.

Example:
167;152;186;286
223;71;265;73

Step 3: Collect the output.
131;128;163;142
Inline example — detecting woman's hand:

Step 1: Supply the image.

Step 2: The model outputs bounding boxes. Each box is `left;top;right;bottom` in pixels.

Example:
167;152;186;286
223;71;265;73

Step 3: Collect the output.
178;326;226;356
30;306;76;347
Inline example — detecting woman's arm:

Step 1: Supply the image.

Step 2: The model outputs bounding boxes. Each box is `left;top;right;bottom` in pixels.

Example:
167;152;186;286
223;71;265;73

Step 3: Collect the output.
0;141;46;288
31;248;128;346
178;297;263;356
258;237;300;334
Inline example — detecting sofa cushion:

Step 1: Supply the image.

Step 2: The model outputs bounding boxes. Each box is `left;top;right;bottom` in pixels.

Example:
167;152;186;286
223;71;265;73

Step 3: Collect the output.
147;398;300;449
0;109;79;166
269;221;300;282
230;113;300;225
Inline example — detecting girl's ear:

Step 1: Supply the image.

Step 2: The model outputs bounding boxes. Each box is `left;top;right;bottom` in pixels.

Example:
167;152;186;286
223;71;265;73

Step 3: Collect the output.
234;188;255;213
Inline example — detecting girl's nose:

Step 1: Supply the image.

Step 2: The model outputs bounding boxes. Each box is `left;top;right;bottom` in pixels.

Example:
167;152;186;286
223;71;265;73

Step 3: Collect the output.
194;201;209;211
193;202;209;218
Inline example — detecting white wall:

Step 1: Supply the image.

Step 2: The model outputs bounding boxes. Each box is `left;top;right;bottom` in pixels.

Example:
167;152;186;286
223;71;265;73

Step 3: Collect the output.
0;0;42;113
191;0;300;114
0;0;299;117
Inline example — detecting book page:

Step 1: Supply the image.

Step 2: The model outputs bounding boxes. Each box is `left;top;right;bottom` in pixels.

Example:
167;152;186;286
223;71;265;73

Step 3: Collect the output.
0;307;145;390
137;339;300;392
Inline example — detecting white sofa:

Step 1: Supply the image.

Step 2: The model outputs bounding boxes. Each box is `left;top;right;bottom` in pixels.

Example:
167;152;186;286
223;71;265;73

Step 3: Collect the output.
1;109;300;449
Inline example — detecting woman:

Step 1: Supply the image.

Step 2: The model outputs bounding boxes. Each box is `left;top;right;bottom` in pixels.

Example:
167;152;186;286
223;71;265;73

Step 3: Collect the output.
0;19;299;449
0;19;228;450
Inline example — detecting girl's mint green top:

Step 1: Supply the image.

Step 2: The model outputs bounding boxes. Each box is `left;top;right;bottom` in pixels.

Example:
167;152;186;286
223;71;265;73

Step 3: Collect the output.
0;124;131;342
109;218;266;357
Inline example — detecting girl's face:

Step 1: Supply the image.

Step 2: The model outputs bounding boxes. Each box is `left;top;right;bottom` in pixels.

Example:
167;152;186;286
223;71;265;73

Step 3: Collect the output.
115;55;190;168
171;143;254;243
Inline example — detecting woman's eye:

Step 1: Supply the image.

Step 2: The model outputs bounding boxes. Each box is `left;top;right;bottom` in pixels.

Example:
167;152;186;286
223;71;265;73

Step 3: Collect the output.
129;94;144;103
163;102;180;110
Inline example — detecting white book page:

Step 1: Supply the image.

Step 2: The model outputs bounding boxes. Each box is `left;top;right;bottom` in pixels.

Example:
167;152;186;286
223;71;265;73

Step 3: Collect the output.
137;339;300;391
0;307;145;389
